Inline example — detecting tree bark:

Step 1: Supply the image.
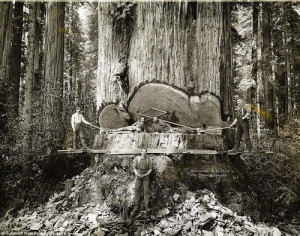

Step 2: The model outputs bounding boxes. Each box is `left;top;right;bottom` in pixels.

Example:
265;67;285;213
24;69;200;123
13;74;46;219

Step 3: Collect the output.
23;2;42;158
43;2;65;152
252;2;260;137
97;3;229;110
220;2;233;118
256;3;263;138
283;7;292;121
262;3;274;128
0;2;13;132
8;2;23;118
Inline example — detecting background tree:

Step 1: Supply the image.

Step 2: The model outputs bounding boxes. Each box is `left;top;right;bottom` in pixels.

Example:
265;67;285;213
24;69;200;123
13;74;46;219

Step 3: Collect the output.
8;2;23;119
43;2;65;153
0;2;13;133
22;2;44;174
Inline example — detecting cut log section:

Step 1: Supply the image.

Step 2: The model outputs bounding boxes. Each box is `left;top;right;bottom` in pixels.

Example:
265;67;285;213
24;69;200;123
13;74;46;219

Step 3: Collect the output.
128;83;224;128
99;104;131;129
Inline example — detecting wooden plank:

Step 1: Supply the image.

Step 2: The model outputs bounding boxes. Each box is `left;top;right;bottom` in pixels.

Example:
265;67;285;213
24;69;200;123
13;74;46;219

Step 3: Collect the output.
109;149;218;155
58;149;272;155
58;149;86;154
57;149;109;154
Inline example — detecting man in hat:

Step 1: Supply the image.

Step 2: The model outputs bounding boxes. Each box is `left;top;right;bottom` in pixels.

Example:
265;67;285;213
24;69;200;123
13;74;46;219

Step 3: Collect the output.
71;107;91;149
130;148;153;220
151;116;174;133
228;97;252;153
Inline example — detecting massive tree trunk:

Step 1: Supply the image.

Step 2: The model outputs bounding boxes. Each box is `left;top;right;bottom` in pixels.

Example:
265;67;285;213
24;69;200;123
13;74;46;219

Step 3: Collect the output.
8;2;23;118
97;2;232;119
23;3;42;161
43;2;65;152
0;2;13;132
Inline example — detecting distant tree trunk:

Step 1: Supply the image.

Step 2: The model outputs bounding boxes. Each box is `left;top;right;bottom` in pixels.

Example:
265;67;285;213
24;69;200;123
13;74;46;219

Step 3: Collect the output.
8;2;23;118
0;2;13;132
77;78;82;105
43;2;65;153
252;2;260;138
283;11;292;121
256;3;262;138
33;3;45;97
262;2;274;129
290;29;296;118
23;3;42;163
67;2;74;104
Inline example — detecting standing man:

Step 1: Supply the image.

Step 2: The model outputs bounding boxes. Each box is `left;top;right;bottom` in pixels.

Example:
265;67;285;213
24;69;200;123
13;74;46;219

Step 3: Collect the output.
130;148;152;219
71;106;91;149
228;97;252;153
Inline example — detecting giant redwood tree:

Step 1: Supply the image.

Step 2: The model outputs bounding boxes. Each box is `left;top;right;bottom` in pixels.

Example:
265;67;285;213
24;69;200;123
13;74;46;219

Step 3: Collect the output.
97;2;233;128
43;2;65;152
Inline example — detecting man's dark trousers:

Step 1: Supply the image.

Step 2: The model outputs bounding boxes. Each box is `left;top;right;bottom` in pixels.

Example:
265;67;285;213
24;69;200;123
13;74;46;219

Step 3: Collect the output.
133;176;150;212
234;119;252;151
73;123;87;149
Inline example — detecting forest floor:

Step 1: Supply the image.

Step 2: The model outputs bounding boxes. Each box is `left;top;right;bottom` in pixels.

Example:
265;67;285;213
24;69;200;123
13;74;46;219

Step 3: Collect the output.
0;162;283;236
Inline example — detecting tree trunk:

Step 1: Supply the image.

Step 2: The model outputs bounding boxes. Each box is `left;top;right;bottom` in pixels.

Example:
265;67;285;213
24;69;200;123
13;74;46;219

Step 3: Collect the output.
252;3;259;137
97;2;230;110
284;13;292;121
220;2;233;118
43;2;65;152
262;3;274;128
0;2;13;132
23;3;42;161
256;3;263;138
8;2;23;118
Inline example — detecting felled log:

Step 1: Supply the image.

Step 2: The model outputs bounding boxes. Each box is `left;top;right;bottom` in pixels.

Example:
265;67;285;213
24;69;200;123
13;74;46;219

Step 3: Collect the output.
128;83;226;128
99;104;131;129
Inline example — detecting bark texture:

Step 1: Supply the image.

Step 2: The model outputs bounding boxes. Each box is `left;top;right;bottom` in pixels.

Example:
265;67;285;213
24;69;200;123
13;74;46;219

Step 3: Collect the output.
8;2;23;118
23;3;41;156
0;2;13;130
93;133;224;151
43;2;65;151
262;3;274;128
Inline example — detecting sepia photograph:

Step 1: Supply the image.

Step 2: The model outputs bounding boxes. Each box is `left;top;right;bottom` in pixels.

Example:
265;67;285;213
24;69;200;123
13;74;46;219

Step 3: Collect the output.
0;0;300;235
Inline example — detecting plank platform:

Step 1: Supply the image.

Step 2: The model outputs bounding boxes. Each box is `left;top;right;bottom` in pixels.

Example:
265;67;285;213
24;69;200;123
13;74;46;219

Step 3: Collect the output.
58;149;108;154
227;151;273;155
58;149;218;155
57;149;273;155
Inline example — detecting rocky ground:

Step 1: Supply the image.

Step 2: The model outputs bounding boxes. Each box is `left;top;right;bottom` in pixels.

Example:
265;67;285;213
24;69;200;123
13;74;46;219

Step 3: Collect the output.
0;153;291;236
